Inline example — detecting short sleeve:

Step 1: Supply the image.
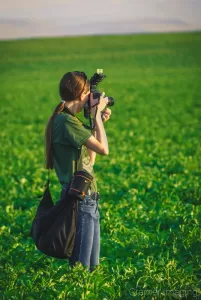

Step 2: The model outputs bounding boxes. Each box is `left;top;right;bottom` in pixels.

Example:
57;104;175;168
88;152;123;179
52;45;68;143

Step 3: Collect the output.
62;115;92;148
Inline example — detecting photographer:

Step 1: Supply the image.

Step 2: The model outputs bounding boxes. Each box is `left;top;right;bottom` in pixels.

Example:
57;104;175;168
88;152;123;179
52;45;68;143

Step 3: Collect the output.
45;71;111;271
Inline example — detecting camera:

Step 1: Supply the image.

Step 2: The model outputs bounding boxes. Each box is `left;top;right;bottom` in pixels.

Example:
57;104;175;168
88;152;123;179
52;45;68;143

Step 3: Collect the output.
84;69;114;120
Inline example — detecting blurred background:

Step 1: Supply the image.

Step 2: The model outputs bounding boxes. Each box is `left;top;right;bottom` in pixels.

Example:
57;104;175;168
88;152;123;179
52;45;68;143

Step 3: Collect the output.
1;1;201;299
0;0;201;40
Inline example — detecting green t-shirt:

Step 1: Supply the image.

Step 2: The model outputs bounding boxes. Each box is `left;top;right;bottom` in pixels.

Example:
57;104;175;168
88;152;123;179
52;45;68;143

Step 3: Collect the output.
52;110;97;192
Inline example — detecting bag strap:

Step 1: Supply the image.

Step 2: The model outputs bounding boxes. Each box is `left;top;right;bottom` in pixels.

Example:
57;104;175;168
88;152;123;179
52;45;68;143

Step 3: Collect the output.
47;169;50;181
75;156;78;173
46;169;50;187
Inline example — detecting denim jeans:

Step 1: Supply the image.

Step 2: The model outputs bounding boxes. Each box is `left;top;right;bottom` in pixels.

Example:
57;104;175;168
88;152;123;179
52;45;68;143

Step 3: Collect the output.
59;189;100;271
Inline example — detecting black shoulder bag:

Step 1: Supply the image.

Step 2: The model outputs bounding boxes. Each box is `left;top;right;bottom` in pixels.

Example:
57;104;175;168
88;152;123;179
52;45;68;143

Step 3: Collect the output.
30;170;93;259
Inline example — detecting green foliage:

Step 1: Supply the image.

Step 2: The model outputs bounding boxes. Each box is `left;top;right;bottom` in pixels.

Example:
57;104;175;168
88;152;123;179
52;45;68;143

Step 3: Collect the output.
0;32;201;299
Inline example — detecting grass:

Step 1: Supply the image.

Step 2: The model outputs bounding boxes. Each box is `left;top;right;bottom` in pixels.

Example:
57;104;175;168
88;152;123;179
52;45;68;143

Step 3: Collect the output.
0;31;201;299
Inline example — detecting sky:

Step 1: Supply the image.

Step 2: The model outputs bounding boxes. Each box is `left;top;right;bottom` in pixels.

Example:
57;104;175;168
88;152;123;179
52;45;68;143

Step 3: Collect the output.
0;0;201;39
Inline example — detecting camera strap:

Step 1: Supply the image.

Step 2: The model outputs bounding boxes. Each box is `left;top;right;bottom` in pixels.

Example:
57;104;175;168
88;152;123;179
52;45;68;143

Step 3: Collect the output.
89;106;98;131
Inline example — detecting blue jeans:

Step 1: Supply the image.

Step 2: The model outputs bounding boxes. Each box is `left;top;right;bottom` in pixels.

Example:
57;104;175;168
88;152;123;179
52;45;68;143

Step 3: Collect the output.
69;196;100;271
60;189;100;271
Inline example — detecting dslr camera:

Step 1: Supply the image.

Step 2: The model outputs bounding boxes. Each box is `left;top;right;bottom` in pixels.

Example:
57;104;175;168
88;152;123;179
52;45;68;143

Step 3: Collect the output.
84;69;114;120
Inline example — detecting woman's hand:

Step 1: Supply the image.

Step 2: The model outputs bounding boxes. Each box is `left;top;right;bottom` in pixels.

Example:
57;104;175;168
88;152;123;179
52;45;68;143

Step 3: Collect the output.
91;93;108;117
101;108;111;122
97;93;108;112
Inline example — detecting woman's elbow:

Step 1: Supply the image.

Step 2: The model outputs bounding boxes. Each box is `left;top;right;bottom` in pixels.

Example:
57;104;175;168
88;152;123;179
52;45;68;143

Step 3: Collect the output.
102;148;109;155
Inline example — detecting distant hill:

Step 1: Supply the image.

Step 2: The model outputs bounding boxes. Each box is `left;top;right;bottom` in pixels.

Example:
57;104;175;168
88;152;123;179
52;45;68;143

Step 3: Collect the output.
0;17;200;40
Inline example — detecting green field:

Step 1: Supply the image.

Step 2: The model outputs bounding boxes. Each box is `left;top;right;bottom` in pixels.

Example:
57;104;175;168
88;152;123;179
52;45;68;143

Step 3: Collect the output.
0;32;201;299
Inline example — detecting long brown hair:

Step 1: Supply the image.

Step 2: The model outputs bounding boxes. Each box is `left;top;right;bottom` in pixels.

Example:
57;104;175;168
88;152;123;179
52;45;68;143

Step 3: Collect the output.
45;71;89;169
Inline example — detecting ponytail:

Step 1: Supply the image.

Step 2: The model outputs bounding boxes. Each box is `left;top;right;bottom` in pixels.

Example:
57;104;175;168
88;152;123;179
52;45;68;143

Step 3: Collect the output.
45;102;65;169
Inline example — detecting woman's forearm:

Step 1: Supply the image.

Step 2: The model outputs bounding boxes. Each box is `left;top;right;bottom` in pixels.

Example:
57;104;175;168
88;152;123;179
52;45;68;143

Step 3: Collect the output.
87;112;109;165
95;113;109;153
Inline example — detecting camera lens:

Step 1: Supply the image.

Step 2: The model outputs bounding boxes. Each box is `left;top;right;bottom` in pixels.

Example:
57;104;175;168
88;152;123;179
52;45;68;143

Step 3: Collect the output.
107;97;114;106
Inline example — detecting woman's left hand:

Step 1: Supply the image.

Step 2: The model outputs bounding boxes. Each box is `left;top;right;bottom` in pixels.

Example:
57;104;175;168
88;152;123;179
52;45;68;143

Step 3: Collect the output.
101;108;112;122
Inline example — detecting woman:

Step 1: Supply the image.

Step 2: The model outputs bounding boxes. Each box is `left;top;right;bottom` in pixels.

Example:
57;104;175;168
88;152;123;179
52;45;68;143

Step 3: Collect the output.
45;71;111;271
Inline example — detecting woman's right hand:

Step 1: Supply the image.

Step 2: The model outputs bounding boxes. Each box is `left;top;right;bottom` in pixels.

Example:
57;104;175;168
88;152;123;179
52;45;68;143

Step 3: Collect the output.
91;93;108;117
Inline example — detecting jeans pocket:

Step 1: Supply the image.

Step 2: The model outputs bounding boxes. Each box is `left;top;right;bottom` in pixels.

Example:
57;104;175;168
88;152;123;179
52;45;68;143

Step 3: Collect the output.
79;203;99;220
